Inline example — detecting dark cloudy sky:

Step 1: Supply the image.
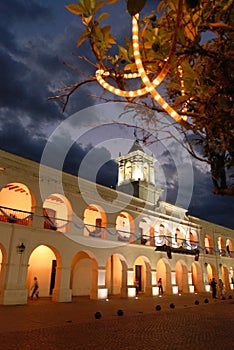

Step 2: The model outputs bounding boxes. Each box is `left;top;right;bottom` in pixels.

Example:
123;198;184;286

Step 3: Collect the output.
0;0;233;229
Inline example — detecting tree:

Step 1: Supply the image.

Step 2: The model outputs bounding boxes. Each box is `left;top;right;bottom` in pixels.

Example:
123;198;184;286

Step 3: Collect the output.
50;0;234;195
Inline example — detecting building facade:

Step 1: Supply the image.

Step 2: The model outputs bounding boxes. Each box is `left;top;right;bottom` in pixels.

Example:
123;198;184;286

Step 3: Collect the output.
0;146;233;305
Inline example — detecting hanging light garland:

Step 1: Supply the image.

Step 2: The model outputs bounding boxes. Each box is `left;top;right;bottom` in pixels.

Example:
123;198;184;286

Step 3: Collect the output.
96;13;187;123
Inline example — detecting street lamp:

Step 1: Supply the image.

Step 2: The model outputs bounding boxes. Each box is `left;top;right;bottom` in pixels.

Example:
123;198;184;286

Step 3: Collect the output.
17;243;25;254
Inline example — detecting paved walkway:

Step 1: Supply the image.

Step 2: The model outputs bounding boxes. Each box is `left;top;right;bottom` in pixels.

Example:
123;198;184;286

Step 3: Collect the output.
0;292;234;350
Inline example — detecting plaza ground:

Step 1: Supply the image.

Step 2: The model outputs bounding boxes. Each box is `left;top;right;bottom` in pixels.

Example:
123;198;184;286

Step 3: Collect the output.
0;292;234;350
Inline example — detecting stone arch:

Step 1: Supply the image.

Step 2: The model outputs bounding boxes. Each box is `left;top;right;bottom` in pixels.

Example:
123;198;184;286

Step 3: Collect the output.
43;193;72;233
83;204;107;239
134;256;152;295
0;244;7;300
221;264;230;291
206;262;218;285
26;244;61;299
175;260;189;293
116;211;134;242
191;261;204;292
226;238;233;257
156;258;172;295
105;253;127;297
154;221;171;246
188;230;199;250
173;226;186;247
0;182;36;226
217;236;226;256
70;250;98;299
139;217;152;245
204;234;214;254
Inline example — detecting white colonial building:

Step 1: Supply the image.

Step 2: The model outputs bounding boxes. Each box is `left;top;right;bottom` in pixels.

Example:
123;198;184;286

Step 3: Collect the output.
0;144;233;305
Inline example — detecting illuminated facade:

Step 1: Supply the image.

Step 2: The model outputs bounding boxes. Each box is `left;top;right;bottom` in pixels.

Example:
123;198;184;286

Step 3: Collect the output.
0;147;233;305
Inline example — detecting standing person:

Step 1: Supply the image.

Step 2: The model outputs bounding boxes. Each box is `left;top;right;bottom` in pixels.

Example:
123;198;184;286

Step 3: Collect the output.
218;278;224;298
31;277;39;300
210;277;217;299
158;278;163;295
134;279;139;296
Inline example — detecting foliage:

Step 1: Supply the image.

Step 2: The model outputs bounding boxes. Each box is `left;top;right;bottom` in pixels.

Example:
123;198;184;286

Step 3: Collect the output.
55;0;234;195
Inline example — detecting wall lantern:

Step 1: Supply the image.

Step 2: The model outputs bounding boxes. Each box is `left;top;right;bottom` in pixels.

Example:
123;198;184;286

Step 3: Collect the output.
17;243;26;254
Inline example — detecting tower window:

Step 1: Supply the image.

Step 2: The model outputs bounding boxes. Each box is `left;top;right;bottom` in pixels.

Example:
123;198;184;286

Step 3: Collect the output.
125;161;132;179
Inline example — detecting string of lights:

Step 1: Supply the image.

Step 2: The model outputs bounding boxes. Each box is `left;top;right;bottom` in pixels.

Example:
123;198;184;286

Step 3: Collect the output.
96;13;187;123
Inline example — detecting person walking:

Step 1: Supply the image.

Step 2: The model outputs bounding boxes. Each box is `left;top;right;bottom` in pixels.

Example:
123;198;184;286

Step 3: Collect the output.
218;278;224;298
31;277;39;300
158;278;163;295
210;277;217;299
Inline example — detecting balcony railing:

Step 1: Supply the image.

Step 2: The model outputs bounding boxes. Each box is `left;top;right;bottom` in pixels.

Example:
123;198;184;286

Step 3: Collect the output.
0;205;233;257
0;206;33;226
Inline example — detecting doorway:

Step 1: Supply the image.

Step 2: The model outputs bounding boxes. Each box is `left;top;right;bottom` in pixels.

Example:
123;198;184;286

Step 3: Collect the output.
135;265;142;292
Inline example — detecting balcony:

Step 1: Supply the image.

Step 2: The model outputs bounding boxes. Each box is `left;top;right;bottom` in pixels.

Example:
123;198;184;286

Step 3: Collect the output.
0;206;33;226
0;205;233;257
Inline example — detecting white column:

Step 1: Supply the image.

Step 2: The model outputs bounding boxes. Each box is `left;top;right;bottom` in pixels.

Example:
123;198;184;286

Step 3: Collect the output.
52;266;72;302
97;267;108;300
127;268;136;297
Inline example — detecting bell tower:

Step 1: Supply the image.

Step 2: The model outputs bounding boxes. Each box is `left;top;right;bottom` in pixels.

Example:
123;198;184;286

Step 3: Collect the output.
116;139;163;205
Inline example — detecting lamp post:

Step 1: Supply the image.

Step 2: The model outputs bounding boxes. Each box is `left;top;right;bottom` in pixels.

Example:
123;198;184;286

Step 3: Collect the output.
17;243;25;254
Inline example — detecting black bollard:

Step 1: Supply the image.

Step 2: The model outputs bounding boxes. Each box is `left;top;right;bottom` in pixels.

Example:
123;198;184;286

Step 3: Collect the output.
94;311;102;319
117;309;124;316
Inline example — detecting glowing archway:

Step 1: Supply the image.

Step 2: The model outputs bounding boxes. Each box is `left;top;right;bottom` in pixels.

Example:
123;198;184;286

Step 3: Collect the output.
116;211;134;242
204;234;214;254
70;250;98;299
134;256;151;294
27;245;58;298
176;260;189;293
191;262;204;292
139;217;152;245
105;253;127;296
221;265;230;291
217;236;226;256
0;182;35;226
83;204;107;238
156;258;172;294
43;193;72;233
226;239;233;257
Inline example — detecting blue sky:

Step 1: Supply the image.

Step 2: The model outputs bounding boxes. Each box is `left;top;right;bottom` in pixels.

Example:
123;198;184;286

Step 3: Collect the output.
0;0;233;229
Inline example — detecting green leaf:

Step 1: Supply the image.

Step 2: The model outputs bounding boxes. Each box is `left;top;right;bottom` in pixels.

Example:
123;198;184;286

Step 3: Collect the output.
127;0;147;16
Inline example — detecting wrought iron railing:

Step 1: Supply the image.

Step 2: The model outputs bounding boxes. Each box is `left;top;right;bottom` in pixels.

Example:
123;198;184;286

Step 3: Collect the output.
0;205;233;257
0;206;33;226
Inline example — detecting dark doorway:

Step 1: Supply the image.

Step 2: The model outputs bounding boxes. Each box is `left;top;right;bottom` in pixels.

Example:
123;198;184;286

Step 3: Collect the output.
135;265;142;292
49;259;56;295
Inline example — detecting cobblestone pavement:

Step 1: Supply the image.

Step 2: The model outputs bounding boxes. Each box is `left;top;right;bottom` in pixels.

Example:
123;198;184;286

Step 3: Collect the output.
0;292;233;350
